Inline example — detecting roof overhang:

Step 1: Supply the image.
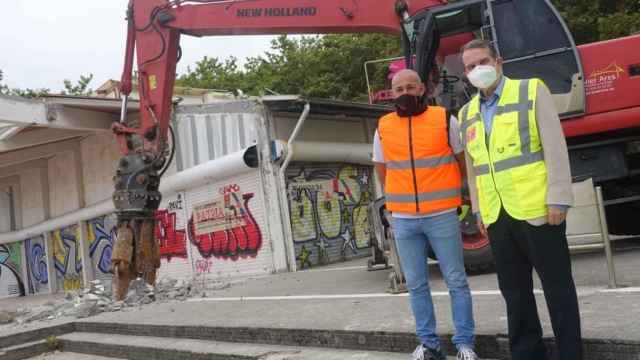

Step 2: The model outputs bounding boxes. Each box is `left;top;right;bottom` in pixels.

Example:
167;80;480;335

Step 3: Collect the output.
0;94;139;154
260;95;392;119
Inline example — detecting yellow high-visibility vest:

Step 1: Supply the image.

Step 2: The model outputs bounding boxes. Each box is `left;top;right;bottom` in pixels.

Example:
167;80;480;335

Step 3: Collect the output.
458;77;548;225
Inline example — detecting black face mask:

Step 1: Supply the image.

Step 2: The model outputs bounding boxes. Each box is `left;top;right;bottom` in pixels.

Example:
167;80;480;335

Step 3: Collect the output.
394;94;428;117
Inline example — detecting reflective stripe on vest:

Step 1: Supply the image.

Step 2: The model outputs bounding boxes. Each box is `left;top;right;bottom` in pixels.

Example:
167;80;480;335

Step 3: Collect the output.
379;106;462;215
458;77;548;225
386;154;457;170
386;188;461;204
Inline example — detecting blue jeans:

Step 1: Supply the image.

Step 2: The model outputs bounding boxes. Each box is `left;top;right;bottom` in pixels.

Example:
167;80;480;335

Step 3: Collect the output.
393;211;475;350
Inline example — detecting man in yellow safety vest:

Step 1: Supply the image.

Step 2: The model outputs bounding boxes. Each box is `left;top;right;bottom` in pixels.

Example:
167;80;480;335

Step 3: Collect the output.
458;39;582;360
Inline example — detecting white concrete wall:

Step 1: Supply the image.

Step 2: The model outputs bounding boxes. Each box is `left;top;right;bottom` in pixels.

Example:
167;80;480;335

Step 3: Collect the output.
48;150;82;218
81;133;121;206
274;115;371;143
0;178;17;233
0;188;11;233
20;168;47;227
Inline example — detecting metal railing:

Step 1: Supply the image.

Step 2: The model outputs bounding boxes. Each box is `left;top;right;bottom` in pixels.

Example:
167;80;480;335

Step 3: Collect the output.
568;186;618;288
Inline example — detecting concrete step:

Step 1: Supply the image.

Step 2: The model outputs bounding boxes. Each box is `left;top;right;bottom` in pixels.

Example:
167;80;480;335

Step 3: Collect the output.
58;332;486;360
75;321;500;356
28;352;126;359
1;339;48;360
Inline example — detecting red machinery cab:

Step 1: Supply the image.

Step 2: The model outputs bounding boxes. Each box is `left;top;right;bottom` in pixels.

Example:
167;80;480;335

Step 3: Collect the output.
401;0;586;117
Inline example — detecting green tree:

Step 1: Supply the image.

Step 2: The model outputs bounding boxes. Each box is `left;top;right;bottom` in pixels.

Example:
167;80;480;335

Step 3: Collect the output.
0;70;95;98
175;56;244;91
62;73;94;96
0;70;50;98
6;88;51;98
552;0;640;44
0;70;7;94
177;34;401;101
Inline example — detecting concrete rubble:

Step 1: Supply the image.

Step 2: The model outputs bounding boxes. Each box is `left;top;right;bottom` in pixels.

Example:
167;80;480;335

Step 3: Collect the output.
4;277;211;326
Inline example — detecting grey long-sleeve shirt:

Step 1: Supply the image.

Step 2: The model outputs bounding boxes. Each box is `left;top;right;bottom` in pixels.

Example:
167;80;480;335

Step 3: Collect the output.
464;82;574;226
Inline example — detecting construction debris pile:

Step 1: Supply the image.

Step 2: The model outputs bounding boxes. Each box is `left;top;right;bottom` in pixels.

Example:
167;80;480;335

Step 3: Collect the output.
0;277;207;326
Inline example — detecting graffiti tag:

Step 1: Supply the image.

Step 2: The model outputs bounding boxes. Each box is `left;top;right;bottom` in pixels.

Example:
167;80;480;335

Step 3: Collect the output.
195;259;213;274
189;185;262;261
155;209;188;261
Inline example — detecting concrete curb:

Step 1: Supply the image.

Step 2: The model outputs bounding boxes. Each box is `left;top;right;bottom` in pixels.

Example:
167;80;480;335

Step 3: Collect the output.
74;322;640;360
1;340;49;360
0;323;74;349
59;339;254;360
1;321;639;360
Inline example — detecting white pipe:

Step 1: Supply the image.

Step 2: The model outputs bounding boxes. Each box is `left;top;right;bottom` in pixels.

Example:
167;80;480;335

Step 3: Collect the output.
280;103;311;173
159;147;255;193
0;200;113;245
291;141;373;165
277;103;310;272
0;147;256;245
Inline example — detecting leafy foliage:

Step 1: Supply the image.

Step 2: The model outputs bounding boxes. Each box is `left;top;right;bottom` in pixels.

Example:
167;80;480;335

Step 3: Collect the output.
0;70;93;98
62;73;94;96
0;69;50;97
176;34;401;102
552;0;640;44
176;2;640;101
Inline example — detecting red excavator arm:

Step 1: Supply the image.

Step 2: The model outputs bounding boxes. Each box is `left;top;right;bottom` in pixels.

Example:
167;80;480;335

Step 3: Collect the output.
111;0;448;299
115;0;446;154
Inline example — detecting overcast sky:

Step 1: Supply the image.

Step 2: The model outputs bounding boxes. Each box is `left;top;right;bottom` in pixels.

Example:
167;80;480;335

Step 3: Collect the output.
0;1;275;92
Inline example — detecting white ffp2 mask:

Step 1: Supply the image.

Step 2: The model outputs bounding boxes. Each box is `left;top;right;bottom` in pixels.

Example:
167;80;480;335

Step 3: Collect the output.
467;65;498;89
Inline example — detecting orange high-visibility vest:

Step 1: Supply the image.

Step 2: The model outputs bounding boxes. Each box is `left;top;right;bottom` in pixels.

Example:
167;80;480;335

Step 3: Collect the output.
379;106;461;214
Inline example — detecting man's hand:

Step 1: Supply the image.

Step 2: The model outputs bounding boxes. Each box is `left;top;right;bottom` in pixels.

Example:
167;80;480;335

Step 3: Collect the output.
548;206;568;225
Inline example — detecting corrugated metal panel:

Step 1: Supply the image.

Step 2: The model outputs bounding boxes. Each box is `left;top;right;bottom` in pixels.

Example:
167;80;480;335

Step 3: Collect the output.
174;105;259;170
184;170;274;283
156;191;193;280
24;236;48;295
286;163;374;267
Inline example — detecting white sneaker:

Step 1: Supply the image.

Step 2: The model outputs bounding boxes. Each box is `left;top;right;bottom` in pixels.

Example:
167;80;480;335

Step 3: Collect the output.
412;344;426;360
412;344;446;360
457;345;479;360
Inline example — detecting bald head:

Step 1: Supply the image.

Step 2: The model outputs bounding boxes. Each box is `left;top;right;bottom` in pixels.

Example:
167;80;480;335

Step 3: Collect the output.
392;69;422;86
391;69;425;99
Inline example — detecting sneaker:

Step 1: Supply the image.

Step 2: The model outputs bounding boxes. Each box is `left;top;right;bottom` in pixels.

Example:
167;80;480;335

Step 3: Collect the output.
457;345;479;360
412;344;446;360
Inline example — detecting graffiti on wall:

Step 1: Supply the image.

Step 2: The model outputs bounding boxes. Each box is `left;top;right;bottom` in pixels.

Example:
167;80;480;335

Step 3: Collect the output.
0;243;25;297
195;259;213;274
188;184;262;261
52;225;83;291
25;236;48;295
288;165;373;265
156;193;188;261
87;215;116;280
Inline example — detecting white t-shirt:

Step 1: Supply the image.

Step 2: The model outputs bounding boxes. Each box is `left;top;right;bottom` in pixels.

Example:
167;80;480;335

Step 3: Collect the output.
373;115;463;219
